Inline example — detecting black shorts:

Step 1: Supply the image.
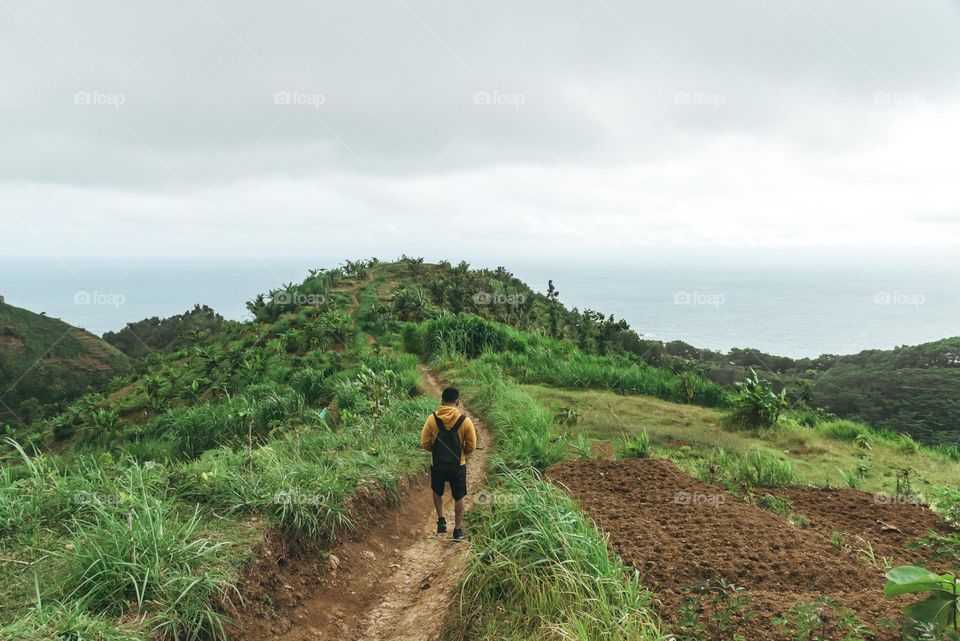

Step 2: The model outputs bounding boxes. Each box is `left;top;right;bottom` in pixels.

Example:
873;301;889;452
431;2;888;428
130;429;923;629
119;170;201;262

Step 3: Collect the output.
431;464;467;501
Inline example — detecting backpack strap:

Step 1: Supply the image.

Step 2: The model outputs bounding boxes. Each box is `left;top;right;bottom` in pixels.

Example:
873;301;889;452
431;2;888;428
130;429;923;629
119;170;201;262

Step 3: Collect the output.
451;414;467;433
433;413;445;430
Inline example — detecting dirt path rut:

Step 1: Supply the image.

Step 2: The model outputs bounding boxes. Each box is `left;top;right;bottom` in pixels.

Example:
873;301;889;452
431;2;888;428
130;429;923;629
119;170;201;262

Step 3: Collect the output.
241;366;490;641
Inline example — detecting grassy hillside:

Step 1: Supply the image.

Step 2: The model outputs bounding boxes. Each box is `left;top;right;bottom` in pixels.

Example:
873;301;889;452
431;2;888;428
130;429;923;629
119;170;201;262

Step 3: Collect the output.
2;258;957;641
525;384;960;495
0;301;131;425
102;304;237;359
1;263;435;639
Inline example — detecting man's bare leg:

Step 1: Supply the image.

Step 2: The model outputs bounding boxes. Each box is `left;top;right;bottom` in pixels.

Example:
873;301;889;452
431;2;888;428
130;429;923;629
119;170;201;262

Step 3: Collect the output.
433;492;444;519
454;498;465;529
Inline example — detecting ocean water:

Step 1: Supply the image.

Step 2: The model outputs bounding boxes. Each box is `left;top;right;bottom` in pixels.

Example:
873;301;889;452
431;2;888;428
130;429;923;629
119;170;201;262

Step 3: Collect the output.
1;254;957;358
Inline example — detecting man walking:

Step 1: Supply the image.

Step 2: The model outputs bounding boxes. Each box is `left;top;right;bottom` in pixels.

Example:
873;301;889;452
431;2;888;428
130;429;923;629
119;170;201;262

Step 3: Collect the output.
420;386;477;541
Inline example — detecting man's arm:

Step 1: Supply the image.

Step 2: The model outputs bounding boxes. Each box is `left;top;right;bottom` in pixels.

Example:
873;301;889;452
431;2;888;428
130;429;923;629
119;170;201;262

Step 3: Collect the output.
462;417;477;455
420;415;436;451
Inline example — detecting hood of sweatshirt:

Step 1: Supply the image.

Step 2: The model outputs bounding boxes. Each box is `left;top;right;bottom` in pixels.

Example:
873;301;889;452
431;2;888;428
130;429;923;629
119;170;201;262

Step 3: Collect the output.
434;405;463;428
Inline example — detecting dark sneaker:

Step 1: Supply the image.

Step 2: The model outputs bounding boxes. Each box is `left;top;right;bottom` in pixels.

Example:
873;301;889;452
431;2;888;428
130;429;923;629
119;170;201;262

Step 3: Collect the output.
436;517;447;534
452;527;466;542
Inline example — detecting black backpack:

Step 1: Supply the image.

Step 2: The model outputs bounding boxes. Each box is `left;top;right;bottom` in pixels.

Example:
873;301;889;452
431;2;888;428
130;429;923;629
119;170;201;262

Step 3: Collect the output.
431;413;466;468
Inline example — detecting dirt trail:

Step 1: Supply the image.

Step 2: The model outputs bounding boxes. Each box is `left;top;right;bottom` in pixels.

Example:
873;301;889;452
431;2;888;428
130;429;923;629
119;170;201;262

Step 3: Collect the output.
238;366;490;641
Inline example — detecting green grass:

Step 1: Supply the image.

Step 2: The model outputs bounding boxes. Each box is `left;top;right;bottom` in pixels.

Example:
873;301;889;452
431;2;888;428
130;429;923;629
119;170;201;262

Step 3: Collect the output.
460;361;565;472
524;385;960;496
62;489;235;640
432;359;662;639
155;382;306;459
0;347;433;640
2;601;146;641
462;472;662;641
403;314;730;407
691;447;798;489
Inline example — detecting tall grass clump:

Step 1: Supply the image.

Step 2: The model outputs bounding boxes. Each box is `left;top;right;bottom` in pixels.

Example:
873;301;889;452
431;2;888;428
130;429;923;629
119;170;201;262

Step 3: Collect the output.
464;362;565;471
694;447;797;489
157;382;305;458
934;444;960;462
403;314;520;359
817;419;867;441
61;473;236;641
461;471;661;641
491;349;731;408
620;430;651;459
816;419;922;454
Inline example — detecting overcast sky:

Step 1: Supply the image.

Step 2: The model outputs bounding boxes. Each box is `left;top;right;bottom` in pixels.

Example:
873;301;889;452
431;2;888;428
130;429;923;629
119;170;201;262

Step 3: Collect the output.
3;0;960;261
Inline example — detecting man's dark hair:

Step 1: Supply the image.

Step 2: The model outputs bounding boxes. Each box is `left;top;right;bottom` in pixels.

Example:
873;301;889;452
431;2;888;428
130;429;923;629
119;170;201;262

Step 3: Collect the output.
441;387;460;403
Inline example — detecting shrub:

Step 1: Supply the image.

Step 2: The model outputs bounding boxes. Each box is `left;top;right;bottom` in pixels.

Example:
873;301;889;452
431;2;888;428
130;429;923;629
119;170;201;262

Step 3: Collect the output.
729;368;787;429
773;597;873;641
677;579;755;641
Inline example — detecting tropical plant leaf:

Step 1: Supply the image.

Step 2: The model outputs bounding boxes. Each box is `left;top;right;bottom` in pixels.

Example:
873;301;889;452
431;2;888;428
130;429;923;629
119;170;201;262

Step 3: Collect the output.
884;566;951;597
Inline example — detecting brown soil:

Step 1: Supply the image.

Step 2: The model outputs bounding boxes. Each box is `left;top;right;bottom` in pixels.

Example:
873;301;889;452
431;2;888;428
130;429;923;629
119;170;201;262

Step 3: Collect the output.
68;328;125;361
0;334;24;348
769;487;954;570
47;354;115;372
109;383;137;400
234;367;491;641
589;441;615;459
547;458;942;641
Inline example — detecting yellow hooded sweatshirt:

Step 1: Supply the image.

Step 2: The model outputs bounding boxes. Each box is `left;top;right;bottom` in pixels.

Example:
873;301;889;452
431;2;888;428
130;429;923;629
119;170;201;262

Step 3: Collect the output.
420;405;477;466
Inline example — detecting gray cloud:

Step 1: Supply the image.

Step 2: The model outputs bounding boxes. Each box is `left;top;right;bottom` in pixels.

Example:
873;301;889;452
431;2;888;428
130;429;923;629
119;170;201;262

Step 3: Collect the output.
2;0;960;256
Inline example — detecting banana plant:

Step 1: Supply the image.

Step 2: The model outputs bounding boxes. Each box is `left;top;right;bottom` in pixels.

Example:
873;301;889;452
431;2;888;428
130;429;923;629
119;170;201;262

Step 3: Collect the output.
885;566;959;637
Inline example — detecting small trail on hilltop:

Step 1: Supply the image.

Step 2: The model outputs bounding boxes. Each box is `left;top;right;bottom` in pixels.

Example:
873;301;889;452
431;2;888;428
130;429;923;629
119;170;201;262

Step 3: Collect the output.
238;366;491;641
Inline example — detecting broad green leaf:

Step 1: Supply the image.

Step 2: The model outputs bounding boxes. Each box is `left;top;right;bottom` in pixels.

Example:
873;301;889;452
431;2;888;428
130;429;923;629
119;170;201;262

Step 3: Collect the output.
904;592;956;631
887;566;940;584
885;566;952;597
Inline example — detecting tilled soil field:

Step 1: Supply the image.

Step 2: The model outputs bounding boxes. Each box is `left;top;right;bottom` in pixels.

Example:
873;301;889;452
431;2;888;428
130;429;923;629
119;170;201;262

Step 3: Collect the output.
547;458;947;641
768;487;953;570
